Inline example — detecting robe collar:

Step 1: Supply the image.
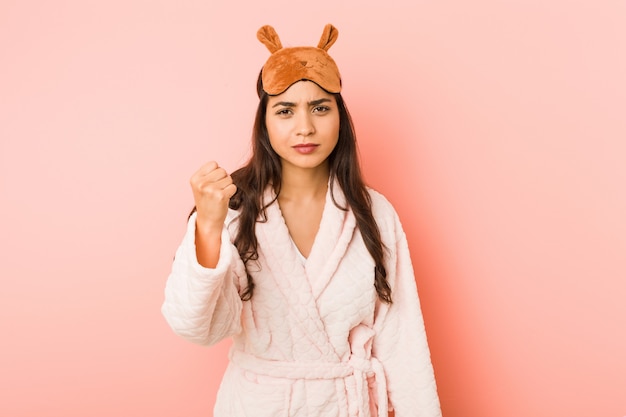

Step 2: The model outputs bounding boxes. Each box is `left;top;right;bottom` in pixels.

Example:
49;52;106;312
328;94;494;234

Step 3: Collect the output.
254;180;358;360
257;180;357;298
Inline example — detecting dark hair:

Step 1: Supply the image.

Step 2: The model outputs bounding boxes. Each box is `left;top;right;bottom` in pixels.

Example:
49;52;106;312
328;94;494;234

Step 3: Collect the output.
223;72;392;303
190;73;392;303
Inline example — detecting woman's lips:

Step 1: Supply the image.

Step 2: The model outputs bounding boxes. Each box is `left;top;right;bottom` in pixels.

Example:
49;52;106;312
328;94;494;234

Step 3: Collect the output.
293;143;319;154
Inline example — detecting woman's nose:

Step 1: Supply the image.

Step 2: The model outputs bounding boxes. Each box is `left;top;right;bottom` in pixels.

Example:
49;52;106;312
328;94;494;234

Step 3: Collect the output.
296;113;315;137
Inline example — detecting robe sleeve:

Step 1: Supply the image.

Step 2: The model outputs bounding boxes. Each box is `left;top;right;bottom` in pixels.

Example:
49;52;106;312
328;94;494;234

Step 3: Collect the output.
372;205;442;417
161;212;244;346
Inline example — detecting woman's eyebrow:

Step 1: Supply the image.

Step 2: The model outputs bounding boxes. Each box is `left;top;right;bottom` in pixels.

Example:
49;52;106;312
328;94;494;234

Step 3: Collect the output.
272;101;296;108
271;98;332;108
309;98;332;106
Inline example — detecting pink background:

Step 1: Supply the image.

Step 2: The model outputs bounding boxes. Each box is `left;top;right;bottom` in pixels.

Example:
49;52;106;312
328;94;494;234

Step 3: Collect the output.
1;1;625;416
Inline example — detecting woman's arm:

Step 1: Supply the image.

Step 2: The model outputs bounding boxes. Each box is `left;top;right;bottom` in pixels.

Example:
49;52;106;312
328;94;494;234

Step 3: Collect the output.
162;213;245;347
190;160;237;268
371;195;442;417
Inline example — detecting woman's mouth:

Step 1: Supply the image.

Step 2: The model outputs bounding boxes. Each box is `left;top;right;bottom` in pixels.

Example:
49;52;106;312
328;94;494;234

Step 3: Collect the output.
293;143;319;154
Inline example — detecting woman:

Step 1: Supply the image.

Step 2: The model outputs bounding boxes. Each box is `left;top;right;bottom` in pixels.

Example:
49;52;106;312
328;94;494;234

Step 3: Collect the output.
162;24;441;417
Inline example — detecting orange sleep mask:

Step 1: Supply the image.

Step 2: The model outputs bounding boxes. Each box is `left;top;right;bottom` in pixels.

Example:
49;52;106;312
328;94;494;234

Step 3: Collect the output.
257;24;342;95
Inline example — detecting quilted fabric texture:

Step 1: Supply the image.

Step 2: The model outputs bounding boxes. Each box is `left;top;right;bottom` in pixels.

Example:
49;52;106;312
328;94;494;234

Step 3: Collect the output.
162;182;441;417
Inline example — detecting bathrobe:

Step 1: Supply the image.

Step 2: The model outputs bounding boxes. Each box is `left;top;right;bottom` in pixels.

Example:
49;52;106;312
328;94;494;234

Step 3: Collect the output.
162;183;441;417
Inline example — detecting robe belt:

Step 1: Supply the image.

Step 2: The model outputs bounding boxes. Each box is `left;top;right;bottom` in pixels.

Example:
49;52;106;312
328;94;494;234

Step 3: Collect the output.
230;349;389;417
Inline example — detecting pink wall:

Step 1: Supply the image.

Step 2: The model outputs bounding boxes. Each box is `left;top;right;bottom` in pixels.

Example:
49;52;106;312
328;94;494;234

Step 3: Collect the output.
1;1;625;416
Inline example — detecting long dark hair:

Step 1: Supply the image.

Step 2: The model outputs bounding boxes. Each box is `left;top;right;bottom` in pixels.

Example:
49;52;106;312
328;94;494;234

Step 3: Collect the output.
195;72;392;303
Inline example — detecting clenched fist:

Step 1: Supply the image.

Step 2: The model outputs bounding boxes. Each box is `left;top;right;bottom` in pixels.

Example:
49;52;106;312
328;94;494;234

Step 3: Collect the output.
190;161;237;231
190;162;237;267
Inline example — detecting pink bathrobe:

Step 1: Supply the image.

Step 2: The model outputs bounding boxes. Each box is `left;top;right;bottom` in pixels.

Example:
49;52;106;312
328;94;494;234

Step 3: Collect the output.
162;183;441;417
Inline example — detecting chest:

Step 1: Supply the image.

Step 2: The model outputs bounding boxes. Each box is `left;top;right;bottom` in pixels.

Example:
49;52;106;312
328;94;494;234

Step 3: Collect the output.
278;197;325;258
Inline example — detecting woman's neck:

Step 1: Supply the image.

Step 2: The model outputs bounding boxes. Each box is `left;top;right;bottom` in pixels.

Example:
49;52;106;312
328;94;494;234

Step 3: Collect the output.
279;164;330;203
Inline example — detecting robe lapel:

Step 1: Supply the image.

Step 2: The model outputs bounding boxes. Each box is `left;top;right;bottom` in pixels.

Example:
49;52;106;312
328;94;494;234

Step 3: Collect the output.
256;187;339;360
254;183;357;360
306;181;357;299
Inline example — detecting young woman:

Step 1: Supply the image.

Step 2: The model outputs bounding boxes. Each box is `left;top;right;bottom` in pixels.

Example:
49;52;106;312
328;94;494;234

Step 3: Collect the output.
162;24;441;417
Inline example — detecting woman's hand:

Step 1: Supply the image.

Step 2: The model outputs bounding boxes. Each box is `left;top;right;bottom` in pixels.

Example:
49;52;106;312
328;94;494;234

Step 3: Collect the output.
189;161;237;267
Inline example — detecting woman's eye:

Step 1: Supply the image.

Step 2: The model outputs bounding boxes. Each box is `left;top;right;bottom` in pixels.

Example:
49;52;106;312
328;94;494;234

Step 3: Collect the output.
313;106;330;113
276;109;292;116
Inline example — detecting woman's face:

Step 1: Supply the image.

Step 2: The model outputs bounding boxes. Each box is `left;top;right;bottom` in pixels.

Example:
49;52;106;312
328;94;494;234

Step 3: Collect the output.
265;81;340;175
